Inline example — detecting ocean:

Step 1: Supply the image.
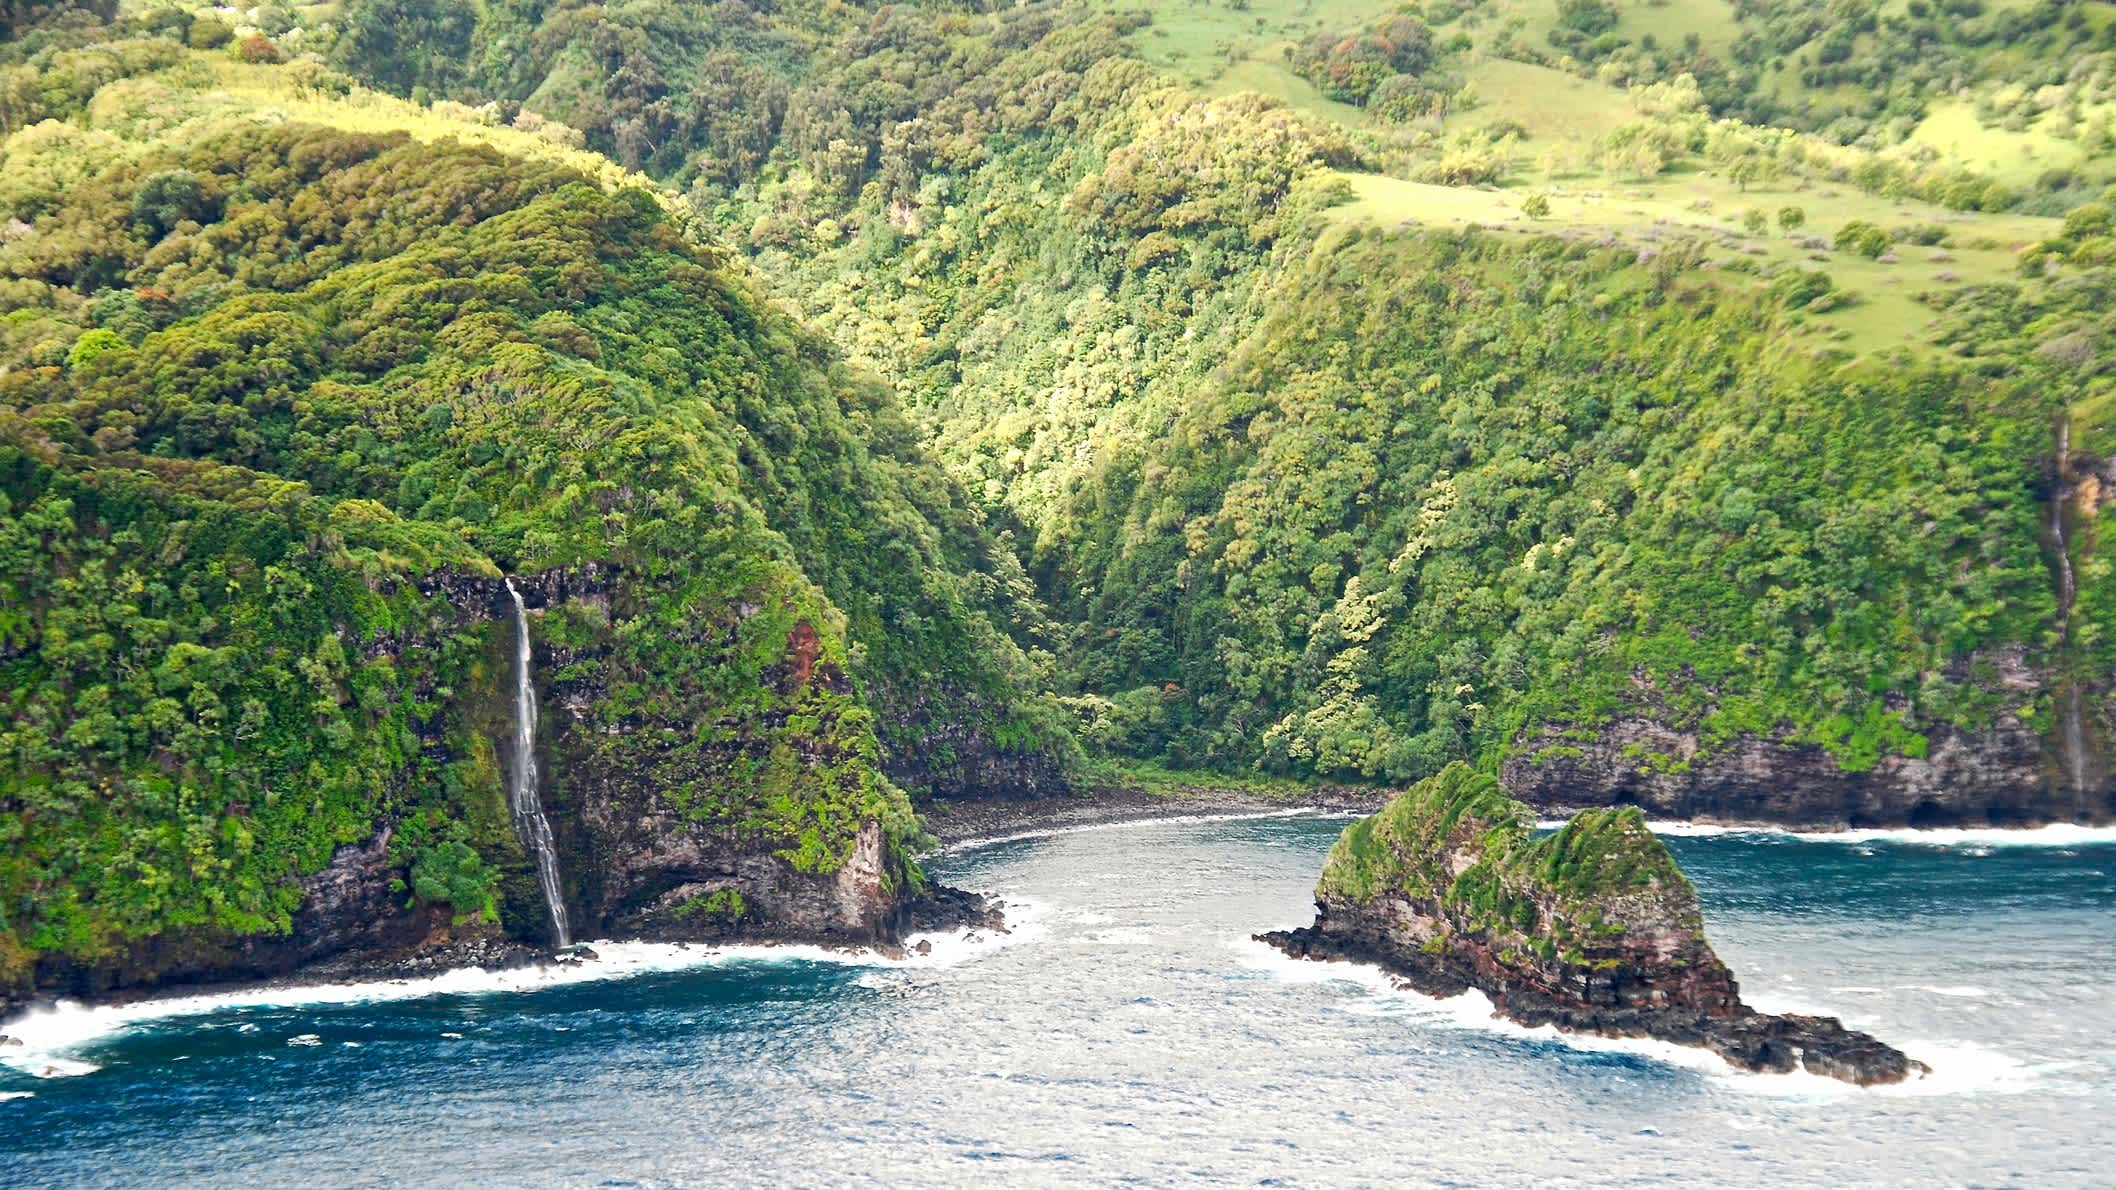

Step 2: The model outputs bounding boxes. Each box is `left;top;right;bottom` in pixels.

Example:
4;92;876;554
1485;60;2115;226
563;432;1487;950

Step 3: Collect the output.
4;813;2111;1187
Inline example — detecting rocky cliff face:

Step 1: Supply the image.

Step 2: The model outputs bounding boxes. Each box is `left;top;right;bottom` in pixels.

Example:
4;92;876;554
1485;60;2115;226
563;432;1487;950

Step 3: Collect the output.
1501;715;2105;828
871;682;1073;803
1261;764;1926;1085
8;829;505;1018
1;566;998;1023
1503;646;2112;828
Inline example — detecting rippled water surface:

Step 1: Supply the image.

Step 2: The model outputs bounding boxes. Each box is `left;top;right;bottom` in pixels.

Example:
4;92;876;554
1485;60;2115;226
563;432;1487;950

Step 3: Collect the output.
4;815;2113;1187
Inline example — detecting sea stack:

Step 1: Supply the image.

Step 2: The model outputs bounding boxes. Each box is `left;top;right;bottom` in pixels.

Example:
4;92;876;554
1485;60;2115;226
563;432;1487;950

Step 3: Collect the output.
1260;764;1926;1086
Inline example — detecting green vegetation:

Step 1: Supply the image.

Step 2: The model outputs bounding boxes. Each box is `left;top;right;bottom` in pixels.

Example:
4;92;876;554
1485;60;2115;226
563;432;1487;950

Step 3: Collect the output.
671;888;751;926
0;8;1068;972
1317;762;1696;953
6;0;2116;979
1082;759;1319;802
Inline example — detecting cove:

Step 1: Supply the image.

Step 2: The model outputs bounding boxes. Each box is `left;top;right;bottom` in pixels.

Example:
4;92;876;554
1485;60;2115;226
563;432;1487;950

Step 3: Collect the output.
2;816;2111;1187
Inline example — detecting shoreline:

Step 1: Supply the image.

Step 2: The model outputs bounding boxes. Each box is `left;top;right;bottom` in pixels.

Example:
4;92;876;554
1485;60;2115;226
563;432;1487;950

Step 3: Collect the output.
10;790;2111;1037
919;783;1391;849
921;784;2116;849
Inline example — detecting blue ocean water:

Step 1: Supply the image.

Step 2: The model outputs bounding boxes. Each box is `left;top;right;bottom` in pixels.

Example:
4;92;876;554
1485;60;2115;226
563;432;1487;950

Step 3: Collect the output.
2;815;2112;1188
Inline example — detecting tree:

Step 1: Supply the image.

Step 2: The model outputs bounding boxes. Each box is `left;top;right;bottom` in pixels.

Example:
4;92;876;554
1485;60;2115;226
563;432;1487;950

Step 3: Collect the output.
236;32;284;64
1777;205;1806;235
1521;192;1552;220
1744;208;1768;234
131;170;220;239
1726;154;1772;191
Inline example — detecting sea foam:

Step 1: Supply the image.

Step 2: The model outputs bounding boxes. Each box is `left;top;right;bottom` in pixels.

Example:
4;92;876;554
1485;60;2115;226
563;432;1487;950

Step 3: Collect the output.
0;910;1041;1082
1229;937;2021;1099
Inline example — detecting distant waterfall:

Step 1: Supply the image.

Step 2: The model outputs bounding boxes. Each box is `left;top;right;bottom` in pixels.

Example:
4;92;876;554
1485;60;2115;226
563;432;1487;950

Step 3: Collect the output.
505;578;572;948
2049;419;2088;794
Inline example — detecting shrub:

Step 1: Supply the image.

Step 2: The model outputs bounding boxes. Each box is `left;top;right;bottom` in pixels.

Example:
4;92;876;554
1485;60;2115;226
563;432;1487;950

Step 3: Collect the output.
236;33;284;65
1834;220;1891;258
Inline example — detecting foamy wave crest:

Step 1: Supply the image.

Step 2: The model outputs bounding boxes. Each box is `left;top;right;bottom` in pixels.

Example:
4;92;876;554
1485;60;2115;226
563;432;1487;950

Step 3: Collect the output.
0;917;1036;1080
903;896;1050;964
1226;936;1408;996
1667;821;2116;847
1231;938;2036;1098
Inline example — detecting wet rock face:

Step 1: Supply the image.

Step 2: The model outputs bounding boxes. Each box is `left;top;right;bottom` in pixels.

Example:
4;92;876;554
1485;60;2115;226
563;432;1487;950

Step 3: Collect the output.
575;790;906;946
1503;714;2108;829
1262;764;1927;1086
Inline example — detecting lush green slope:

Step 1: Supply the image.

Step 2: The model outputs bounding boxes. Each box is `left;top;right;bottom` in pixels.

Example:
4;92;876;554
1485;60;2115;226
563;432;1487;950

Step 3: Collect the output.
1055;228;2053;777
230;1;2116;794
8;0;2116;995
0;24;1071;985
355;0;2083;782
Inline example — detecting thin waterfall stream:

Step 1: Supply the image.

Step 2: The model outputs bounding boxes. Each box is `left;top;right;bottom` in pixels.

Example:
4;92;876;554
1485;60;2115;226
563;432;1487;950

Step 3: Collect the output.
505;578;571;948
2050;418;2088;794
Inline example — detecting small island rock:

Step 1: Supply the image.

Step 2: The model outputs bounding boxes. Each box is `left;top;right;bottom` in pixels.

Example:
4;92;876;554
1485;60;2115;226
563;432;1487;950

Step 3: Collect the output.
1259;764;1927;1086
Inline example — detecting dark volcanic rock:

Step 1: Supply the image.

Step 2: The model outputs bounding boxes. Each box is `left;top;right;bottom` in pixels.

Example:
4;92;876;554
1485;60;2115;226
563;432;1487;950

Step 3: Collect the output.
12;825;553;1016
580;811;912;947
1260;764;1927;1087
895;882;1007;937
1502;717;2081;828
1503;662;2112;830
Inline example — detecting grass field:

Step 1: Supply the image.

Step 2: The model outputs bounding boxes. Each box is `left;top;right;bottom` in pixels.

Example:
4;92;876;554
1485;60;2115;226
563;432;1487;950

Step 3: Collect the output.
1458;56;1633;141
1326;164;2058;356
1906;99;2090;188
1081;0;2077;361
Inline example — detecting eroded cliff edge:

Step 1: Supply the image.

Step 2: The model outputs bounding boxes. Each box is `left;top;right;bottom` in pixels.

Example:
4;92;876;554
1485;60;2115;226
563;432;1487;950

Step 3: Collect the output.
1260;764;1926;1086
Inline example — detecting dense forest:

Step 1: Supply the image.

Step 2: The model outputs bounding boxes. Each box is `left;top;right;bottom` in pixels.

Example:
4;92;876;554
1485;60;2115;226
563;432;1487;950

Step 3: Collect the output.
315;0;2102;773
0;11;1075;987
4;0;2115;989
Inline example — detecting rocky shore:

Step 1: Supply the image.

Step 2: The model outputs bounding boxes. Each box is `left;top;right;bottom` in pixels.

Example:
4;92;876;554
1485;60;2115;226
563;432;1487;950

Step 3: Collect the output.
0;880;1004;1031
1259;764;1927;1086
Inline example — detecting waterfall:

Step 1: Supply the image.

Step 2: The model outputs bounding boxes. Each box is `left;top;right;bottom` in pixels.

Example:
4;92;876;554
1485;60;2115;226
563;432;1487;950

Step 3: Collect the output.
2049;419;2088;794
505;578;572;948
2052;419;2077;613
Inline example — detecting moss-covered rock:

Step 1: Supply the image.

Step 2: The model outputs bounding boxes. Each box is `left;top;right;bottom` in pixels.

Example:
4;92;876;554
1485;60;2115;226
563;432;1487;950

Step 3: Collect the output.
1264;764;1926;1086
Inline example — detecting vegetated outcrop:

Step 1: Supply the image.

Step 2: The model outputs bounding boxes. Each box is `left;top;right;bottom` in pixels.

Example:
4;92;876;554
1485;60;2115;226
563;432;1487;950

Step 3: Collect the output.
1496;427;2116;830
1261;765;1927;1086
0;561;1001;1024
